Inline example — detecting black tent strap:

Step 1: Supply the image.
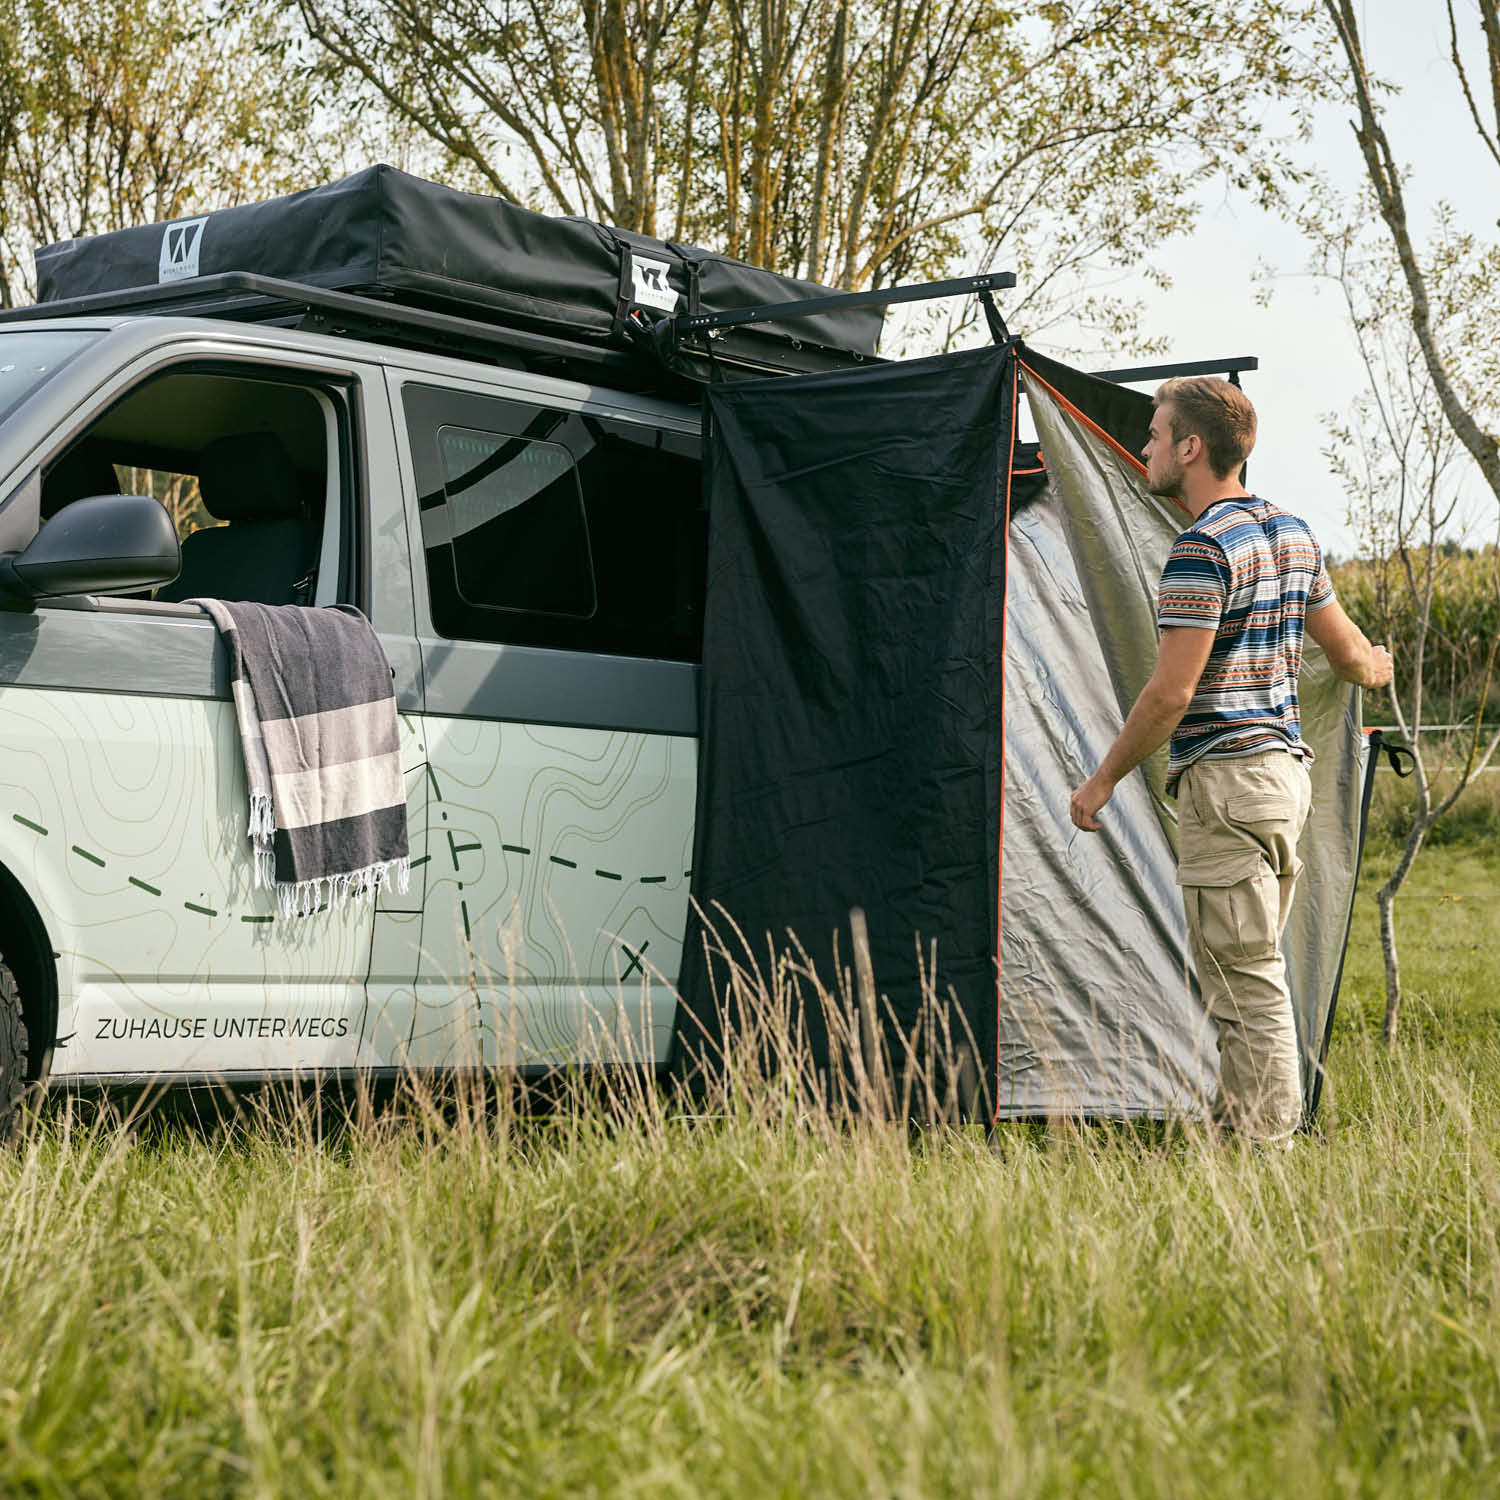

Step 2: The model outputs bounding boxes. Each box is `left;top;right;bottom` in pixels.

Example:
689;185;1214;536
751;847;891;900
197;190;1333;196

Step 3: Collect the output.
979;289;1010;344
1375;738;1418;777
673;271;1016;335
1091;355;1259;386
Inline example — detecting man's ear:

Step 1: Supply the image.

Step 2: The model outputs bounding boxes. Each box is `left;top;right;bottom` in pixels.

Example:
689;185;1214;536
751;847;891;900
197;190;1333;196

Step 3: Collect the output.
1179;432;1204;466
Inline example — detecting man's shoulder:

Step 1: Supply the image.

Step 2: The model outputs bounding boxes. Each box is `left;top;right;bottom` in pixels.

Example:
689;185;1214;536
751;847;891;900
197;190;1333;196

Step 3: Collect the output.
1201;497;1321;550
1166;525;1230;566
1245;496;1321;543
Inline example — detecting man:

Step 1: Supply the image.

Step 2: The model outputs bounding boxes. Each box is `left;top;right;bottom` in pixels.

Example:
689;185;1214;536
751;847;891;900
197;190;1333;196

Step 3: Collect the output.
1068;377;1392;1143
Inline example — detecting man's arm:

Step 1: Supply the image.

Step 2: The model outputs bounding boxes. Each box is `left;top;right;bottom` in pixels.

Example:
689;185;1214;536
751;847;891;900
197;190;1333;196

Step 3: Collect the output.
1305;598;1394;688
1068;627;1215;832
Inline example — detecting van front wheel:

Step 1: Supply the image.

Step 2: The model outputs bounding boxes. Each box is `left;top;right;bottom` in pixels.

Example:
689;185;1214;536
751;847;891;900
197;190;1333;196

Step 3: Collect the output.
0;953;28;1142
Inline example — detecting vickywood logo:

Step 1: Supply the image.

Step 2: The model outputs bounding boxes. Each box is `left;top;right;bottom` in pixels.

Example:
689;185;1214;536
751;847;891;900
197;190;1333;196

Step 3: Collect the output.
158;217;208;283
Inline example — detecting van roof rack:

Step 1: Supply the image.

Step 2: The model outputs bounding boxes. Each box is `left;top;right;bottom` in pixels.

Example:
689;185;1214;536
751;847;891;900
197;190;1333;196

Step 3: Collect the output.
0;269;1019;398
0;270;650;378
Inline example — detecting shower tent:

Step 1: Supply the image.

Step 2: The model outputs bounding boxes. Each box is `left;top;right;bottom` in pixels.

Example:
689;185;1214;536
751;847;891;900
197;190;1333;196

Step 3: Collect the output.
672;339;1369;1122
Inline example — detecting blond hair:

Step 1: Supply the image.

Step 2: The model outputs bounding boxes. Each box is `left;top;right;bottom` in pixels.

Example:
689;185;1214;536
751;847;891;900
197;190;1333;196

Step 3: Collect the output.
1154;376;1257;479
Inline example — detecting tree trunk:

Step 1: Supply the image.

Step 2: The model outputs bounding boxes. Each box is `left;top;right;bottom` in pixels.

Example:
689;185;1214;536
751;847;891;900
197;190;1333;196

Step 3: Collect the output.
1378;884;1401;1048
806;0;847;283
1377;813;1431;1049
1325;0;1500;505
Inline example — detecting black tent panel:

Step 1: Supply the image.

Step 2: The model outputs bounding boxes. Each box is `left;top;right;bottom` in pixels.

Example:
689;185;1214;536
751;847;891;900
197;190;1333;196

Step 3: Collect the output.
1019;344;1155;469
675;345;1016;1115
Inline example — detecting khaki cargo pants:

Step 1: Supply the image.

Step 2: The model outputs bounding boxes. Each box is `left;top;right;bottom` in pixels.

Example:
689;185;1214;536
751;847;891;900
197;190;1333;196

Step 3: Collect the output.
1177;751;1312;1143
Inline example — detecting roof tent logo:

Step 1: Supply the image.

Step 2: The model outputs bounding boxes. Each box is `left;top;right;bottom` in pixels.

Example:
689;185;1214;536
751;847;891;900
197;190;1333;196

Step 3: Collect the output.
158;217;208;284
630;254;679;313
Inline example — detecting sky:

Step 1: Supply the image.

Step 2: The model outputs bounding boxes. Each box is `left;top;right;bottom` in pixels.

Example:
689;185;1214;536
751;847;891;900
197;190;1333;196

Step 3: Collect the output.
1033;0;1498;560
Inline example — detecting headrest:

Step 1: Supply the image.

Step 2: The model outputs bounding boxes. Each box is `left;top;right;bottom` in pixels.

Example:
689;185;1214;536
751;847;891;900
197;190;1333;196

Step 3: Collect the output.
197;434;303;522
41;442;119;519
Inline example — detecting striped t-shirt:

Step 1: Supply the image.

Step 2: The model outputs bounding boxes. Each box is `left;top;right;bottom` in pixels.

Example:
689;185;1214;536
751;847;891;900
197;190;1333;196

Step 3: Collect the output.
1156;496;1335;793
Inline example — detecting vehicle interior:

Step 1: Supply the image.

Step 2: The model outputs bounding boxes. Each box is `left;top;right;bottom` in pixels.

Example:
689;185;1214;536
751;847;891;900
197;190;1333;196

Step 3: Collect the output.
37;369;345;607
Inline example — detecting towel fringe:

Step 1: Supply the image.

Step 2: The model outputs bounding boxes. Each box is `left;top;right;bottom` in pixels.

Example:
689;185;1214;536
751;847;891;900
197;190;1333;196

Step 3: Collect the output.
248;792;275;844
273;856;413;919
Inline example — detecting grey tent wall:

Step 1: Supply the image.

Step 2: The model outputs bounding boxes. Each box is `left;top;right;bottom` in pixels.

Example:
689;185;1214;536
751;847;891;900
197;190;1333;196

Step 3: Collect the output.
1009;353;1366;1118
1306;728;1383;1122
999;358;1216;1116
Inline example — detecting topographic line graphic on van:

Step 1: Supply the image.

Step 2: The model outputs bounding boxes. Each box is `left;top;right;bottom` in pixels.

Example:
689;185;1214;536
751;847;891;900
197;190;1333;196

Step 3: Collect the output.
406;715;694;1067
0;684;379;1075
0;688;685;1080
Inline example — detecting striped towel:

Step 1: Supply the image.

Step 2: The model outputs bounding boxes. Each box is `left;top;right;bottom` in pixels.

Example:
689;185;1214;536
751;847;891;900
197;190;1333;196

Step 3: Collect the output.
193;600;411;917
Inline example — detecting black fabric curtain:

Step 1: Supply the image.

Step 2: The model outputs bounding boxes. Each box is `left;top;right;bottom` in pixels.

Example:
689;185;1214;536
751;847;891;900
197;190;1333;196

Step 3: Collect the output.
1017;344;1153;464
673;344;1017;1117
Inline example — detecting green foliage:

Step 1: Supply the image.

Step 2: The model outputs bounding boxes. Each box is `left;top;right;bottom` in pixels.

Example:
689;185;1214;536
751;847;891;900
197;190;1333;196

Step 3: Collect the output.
0;0;340;305
282;0;1333;351
1340;833;1500;1027
0;0;1341;355
1364;758;1500;855
0;846;1496;1497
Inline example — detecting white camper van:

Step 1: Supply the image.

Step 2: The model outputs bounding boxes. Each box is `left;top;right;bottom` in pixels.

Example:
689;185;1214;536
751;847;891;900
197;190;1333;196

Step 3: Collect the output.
0;168;916;1120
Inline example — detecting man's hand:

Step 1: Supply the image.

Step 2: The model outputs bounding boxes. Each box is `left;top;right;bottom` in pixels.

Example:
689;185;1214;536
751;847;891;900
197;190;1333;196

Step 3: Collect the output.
1069;773;1116;832
1367;644;1394;689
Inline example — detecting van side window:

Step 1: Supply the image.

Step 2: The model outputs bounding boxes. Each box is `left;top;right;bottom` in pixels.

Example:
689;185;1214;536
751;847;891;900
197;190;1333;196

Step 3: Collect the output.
404;383;705;662
439;425;595;619
39;368;351;608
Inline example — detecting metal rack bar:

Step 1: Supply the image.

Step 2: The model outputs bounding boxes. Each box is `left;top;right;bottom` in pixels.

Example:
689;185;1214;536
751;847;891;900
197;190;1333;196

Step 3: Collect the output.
675;271;1016;335
1091;355;1259;386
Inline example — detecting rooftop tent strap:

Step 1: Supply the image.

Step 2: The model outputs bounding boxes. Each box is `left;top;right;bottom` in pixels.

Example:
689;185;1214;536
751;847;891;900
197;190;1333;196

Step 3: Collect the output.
674;344;1017;1119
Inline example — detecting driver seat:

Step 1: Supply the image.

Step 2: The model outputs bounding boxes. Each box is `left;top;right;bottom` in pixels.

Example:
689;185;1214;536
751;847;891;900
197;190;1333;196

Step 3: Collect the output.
156;434;320;605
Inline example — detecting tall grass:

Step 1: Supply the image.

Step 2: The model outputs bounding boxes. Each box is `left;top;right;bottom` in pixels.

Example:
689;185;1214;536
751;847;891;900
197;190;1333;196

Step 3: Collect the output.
1;857;1498;1497
1364;752;1500;854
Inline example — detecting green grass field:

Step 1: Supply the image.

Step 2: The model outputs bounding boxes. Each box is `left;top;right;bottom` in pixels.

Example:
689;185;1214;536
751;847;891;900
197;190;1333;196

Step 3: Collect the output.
1;777;1497;1498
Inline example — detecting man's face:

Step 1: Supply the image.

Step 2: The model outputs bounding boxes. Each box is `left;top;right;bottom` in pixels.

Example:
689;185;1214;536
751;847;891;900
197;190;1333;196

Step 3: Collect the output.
1142;404;1187;498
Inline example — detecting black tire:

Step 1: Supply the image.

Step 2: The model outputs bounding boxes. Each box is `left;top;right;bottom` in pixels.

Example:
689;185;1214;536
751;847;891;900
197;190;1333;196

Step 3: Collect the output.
0;952;28;1143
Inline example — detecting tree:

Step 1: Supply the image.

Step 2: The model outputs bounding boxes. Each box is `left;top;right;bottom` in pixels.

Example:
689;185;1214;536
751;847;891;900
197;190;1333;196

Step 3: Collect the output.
1321;1;1500;512
0;0;337;307
284;0;1332;350
1318;212;1500;1046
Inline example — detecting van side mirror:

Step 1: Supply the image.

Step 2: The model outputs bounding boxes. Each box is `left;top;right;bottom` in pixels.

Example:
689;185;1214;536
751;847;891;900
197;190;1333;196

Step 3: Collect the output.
0;493;180;604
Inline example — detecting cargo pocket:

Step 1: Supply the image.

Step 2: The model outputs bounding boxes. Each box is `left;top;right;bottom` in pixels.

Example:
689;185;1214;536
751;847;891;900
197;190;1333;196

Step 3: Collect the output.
1194;869;1279;963
1175;849;1262;888
1227;792;1291;829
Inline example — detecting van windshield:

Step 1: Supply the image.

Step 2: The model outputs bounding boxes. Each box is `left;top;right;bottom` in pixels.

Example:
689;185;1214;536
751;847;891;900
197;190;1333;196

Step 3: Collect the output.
0;329;100;427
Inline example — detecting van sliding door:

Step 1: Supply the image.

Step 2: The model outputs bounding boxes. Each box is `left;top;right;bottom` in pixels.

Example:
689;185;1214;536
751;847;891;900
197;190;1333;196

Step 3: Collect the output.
391;373;702;1073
